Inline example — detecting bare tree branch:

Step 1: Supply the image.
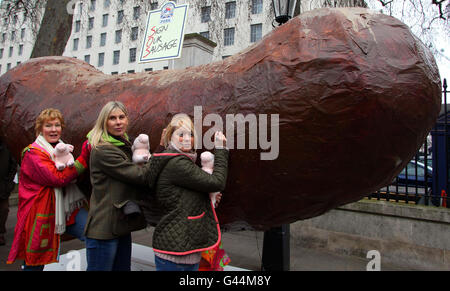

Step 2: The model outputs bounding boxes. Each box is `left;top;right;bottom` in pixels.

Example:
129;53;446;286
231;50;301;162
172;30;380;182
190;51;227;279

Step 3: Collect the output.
432;0;447;19
378;0;394;6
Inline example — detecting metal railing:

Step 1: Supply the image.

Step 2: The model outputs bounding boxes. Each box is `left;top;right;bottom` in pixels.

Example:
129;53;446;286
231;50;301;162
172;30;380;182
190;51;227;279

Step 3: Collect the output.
368;78;449;207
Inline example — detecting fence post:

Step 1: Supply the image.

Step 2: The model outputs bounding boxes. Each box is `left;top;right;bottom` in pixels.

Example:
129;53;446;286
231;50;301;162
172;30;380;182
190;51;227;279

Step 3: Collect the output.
432;78;448;206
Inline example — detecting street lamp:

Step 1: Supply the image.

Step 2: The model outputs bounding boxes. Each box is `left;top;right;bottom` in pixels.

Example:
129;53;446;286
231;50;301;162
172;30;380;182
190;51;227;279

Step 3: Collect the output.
261;2;298;272
272;0;297;26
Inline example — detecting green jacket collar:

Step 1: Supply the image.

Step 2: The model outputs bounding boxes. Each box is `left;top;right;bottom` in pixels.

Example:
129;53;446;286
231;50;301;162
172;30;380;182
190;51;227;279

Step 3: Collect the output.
87;131;130;146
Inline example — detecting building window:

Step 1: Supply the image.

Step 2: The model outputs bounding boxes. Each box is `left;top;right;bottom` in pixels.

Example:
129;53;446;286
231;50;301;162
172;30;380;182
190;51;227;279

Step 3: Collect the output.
111;71;118;75
163;66;169;70
252;0;263;14
98;52;105;67
225;2;236;19
133;6;141;19
1;33;5;44
89;0;96;11
11;31;15;42
100;32;107;46
103;0;111;9
115;29;122;43
200;31;209;39
21;28;25;40
127;70;135;74
7;63;11;71
9;46;13;57
145;68;153;72
250;23;262;43
117;10;124;24
224;27;235;46
113;50;120;65
88;17;94;30
129;48;136;63
201;6;211;23
18;44;23;56
86;35;92;48
150;2;158;10
131;27;139;41
102;14;109;27
75;20;81;32
73;38;79;50
0;48;3;59
84;55;91;64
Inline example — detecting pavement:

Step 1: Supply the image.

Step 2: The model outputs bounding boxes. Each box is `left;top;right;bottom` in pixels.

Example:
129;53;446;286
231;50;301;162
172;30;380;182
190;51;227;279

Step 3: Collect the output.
0;195;411;271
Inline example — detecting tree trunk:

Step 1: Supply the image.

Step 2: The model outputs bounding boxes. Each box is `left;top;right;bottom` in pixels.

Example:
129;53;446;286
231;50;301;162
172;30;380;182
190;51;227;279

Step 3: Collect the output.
30;0;73;58
294;0;301;16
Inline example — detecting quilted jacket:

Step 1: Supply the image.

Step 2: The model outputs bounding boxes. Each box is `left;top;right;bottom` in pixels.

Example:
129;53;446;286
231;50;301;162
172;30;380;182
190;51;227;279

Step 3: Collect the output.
151;148;229;256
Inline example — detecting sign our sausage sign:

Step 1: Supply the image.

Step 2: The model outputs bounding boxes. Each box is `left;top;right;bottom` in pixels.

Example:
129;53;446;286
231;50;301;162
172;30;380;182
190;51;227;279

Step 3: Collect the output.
139;1;188;63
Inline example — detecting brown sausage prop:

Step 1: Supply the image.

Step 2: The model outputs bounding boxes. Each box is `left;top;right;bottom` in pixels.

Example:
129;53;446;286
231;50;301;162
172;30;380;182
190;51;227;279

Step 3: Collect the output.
0;8;441;230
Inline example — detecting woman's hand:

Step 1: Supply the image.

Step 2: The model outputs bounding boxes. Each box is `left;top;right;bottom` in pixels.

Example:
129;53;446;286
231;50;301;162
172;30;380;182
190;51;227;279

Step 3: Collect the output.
215;192;223;208
214;131;227;149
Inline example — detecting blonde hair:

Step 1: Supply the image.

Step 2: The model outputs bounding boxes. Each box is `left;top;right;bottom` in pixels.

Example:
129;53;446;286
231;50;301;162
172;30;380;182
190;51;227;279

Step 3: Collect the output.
163;113;198;149
35;108;65;137
88;101;128;148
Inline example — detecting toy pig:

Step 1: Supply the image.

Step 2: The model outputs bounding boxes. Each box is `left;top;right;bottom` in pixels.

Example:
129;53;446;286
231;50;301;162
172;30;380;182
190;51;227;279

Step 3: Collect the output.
54;142;75;170
132;133;151;164
200;151;221;208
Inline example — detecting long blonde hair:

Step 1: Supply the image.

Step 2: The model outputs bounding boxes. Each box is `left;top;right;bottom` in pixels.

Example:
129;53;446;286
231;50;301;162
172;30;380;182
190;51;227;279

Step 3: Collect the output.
88;101;128;148
162;113;198;150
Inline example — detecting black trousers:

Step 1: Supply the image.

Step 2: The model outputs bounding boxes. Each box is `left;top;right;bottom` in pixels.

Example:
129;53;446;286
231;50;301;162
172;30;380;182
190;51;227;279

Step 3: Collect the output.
0;198;9;234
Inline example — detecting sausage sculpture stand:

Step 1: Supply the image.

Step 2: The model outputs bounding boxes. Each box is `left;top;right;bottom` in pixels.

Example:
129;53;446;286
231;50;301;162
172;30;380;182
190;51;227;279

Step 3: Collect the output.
0;8;441;230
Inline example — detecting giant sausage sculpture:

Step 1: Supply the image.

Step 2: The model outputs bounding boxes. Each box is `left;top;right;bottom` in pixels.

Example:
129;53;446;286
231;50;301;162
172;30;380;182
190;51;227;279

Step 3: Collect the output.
0;8;441;230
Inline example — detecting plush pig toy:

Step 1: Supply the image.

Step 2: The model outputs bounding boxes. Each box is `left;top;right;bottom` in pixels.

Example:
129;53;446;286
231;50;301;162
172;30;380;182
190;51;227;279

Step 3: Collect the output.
54;142;75;170
200;151;221;208
132;134;151;164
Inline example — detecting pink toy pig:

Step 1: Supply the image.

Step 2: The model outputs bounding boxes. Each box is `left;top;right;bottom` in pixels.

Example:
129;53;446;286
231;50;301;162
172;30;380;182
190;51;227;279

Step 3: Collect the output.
54;142;75;170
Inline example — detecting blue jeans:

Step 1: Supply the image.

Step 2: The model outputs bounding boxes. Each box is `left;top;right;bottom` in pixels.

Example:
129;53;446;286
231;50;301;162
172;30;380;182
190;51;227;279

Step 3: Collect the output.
65;207;88;241
154;255;199;271
86;234;132;271
22;208;88;271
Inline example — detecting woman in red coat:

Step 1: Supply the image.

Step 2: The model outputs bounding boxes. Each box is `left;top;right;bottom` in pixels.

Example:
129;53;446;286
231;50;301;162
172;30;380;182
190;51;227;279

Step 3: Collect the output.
7;108;90;270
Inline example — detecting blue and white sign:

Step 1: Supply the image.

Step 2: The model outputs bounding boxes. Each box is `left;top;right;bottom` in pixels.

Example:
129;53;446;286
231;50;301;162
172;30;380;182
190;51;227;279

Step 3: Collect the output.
139;1;188;63
160;2;175;24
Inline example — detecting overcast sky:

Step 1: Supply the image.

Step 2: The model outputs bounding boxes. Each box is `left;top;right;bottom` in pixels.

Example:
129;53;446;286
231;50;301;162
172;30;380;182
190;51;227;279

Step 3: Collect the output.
366;0;450;88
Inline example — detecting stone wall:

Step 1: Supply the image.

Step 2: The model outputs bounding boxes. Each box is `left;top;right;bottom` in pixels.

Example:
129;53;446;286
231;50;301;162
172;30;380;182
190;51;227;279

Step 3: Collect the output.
291;199;450;270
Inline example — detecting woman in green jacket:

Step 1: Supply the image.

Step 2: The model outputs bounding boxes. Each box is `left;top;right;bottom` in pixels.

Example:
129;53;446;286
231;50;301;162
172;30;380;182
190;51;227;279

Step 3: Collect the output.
84;101;152;271
151;113;229;271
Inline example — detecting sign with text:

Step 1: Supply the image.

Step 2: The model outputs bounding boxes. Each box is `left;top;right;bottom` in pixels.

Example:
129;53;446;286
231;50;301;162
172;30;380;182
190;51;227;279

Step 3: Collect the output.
139;1;188;63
